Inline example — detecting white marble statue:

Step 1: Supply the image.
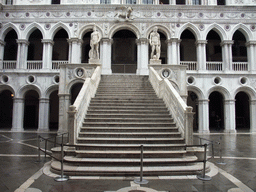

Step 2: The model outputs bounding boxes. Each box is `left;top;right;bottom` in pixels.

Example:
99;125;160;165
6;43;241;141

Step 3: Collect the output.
149;26;161;60
89;26;100;60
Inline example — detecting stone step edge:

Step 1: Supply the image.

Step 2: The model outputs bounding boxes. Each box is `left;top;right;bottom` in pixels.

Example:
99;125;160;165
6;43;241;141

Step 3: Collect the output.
77;138;184;141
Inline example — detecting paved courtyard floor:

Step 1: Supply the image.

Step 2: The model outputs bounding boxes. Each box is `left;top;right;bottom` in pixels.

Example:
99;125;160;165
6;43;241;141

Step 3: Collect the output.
0;130;255;192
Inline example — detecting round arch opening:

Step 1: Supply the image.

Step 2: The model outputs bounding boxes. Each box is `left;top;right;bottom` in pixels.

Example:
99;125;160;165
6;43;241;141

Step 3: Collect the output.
111;30;137;73
0;90;13;129
235;92;250;131
49;90;59;131
24;90;39;130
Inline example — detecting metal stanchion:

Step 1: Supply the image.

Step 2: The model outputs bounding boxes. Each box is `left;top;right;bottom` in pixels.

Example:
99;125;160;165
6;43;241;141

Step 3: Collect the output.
217;136;226;165
197;144;212;181
44;140;47;159
134;145;148;184
55;143;69;182
37;135;41;162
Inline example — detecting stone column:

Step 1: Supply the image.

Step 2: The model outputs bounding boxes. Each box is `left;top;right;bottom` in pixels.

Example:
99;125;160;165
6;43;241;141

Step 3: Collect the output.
0;40;5;69
41;39;54;69
166;38;180;65
38;98;50;132
250;100;256;133
196;40;207;71
220;40;233;71
197;99;209;133
136;38;149;75
224;99;236;133
68;38;83;64
245;41;256;72
16;39;29;69
11;98;24;132
58;94;70;133
101;38;112;74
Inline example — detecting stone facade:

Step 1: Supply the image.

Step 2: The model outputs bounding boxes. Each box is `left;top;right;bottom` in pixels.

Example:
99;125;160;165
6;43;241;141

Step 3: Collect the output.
0;1;256;133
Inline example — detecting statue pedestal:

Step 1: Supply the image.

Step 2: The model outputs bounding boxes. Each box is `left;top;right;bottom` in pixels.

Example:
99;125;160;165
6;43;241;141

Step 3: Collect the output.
150;59;161;65
89;59;101;64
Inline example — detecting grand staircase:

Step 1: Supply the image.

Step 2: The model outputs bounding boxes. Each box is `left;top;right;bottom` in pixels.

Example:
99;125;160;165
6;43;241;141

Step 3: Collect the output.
51;75;205;176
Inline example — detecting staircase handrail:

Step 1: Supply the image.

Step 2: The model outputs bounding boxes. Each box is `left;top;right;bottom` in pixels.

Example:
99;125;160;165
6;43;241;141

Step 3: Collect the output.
68;66;101;145
149;67;193;145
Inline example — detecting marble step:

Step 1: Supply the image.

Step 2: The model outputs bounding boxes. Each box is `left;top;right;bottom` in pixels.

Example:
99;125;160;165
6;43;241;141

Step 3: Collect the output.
83;118;174;123
88;103;166;107
86;109;170;114
78;132;181;138
50;160;207;176
82;122;177;127
90;98;163;102
85;114;172;118
76;137;185;144
80;127;179;132
88;105;168;110
63;156;198;166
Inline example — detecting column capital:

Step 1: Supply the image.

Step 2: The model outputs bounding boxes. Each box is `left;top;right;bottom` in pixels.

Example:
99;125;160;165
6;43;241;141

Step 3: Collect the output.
16;39;29;45
250;100;256;105
136;38;148;45
39;98;50;102
101;38;113;44
198;99;209;104
195;40;208;46
224;99;236;104
0;39;5;46
166;38;181;44
13;97;25;103
41;39;54;45
220;40;234;46
245;41;256;47
67;38;83;44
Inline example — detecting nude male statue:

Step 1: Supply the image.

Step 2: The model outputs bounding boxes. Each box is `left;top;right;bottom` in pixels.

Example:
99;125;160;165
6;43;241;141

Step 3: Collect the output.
149;26;161;60
89;26;100;60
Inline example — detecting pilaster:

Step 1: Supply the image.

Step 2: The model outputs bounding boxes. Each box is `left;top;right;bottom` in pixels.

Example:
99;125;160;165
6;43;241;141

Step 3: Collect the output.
12;98;25;132
224;99;236;133
16;39;29;69
136;38;149;75
250;100;256;133
101;38;112;74
220;40;234;71
41;39;54;69
245;41;256;72
58;94;70;133
166;38;181;65
195;40;207;71
38;98;50;132
198;99;210;133
68;38;83;64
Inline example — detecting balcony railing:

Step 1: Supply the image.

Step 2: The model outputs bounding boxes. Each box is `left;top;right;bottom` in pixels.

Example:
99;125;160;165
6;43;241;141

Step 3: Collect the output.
3;61;17;69
206;62;223;71
180;61;197;71
52;61;69;70
27;61;43;69
232;62;248;71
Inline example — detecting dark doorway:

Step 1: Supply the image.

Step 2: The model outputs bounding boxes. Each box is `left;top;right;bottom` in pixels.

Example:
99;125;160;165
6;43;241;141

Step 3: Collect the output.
112;30;137;73
70;83;83;105
235;92;250;131
187;91;198;132
209;91;224;131
52;29;69;61
0;90;13;129
49;90;59;130
180;29;196;62
232;31;247;62
4;29;18;61
206;30;222;62
27;29;43;61
24;90;39;129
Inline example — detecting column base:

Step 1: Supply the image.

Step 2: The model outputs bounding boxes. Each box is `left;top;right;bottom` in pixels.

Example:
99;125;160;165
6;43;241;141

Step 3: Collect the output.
136;68;149;75
224;129;237;133
102;68;112;75
11;127;24;132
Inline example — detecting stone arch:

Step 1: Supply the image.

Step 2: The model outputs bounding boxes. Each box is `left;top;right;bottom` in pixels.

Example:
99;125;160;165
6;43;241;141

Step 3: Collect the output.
187;86;205;100
207;86;231;100
67;79;85;94
178;23;201;41
146;25;171;39
0;84;15;95
234;86;256;101
49;22;71;40
231;24;252;42
17;84;42;98
78;24;103;40
23;22;46;40
45;84;59;98
0;23;20;39
108;24;140;39
204;23;227;41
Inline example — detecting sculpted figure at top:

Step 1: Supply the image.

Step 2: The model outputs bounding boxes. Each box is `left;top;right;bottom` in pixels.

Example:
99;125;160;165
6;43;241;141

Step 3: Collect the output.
89;26;100;60
149;26;161;60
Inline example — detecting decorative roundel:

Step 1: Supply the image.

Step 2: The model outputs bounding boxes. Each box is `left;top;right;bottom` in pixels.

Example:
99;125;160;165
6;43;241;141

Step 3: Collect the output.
45;24;51;30
88;12;92;16
176;23;180;28
199;24;205;31
187;76;195;85
251;25;256;31
27;75;36;84
25;12;30;17
53;75;60;84
20;24;26;30
46;12;50;17
220;13;224;18
225;25;230;31
213;76;222;85
1;75;9;83
240;77;248;85
178;13;182;17
199;13;203;17
66;12;70;17
69;23;73;27
161;69;171;78
75;68;85;78
157;12;161;17
5;12;9;17
241;13;245;18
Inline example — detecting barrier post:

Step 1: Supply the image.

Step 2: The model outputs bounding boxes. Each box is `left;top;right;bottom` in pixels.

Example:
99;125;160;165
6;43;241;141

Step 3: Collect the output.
37;135;41;162
55;142;69;182
217;136;226;165
134;145;148;184
197;144;211;181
